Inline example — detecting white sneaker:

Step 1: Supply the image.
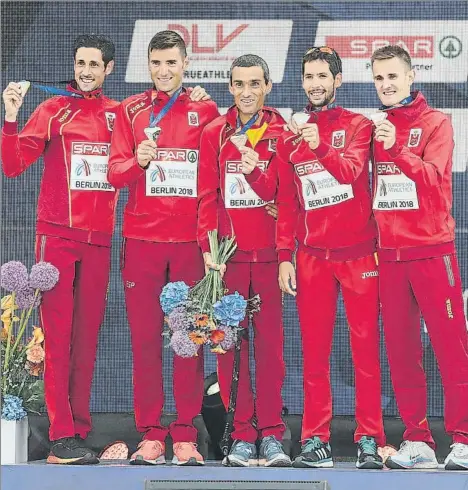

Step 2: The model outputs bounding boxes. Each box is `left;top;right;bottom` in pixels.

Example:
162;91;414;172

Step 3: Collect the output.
386;441;438;469
444;443;468;470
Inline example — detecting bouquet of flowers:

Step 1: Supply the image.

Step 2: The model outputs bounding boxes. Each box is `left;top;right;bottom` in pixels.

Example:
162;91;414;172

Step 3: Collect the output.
160;231;261;357
1;260;59;421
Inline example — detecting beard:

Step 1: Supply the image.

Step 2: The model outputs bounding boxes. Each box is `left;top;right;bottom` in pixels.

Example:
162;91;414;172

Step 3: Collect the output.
307;88;335;108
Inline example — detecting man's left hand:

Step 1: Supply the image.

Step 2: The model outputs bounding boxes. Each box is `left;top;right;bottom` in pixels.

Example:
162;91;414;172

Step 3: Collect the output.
374;119;396;150
189;86;211;101
239;146;259;175
266;203;278;219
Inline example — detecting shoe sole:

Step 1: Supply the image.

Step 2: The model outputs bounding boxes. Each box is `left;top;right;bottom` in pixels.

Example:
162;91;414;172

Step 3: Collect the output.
172;456;205;466
223;457;258;467
445;460;468;471
386;459;438;470
47;454;99;465
129;455;166;466
356;461;384;470
293;458;333;468
263;456;293;468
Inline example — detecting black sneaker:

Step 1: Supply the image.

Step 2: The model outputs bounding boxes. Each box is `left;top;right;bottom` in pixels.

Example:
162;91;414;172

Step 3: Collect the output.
47;437;99;465
356;436;383;469
293;436;333;468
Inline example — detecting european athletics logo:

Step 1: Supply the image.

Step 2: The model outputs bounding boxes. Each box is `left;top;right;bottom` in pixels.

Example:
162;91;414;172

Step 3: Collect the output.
305;178;317;196
229;177;247;195
150;165;166;183
76;158;91;177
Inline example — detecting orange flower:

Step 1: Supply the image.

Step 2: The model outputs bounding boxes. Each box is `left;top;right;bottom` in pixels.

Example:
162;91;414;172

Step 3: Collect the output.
25;360;44;376
1;326;10;341
210;330;225;344
26;326;44;348
26;344;45;363
194;314;209;327
189;331;207;345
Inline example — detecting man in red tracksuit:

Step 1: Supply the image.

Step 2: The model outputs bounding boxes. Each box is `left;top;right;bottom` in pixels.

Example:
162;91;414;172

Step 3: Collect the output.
198;54;290;468
107;30;218;466
370;45;468;471
276;47;385;469
1;35;118;464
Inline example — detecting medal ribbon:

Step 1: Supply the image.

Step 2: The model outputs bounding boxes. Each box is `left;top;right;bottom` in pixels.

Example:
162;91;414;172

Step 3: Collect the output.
236;112;259;134
149;87;182;127
21;80;84;98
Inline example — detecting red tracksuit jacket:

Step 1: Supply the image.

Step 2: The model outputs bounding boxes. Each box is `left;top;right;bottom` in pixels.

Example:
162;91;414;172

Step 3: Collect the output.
108;88;219;243
276;107;377;263
1;85;119;247
198;106;285;262
372;91;456;261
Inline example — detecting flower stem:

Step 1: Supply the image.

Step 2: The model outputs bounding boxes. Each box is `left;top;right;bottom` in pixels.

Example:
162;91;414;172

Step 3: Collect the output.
11;289;40;355
3;292;16;391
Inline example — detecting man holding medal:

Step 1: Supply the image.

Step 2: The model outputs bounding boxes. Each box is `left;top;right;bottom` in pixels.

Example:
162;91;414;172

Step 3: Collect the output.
2;34;118;464
198;54;290;468
108;30;218;466
370;45;468;471
276;46;385;469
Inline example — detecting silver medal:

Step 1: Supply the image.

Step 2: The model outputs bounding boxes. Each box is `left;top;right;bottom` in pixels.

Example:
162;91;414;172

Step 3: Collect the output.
230;133;248;149
144;126;161;142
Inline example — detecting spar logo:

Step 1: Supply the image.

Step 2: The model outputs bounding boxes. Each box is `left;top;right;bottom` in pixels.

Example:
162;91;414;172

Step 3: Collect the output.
72;142;109;156
305;179;318;196
150;165;166;183
226;161;268;173
295;161;324;177
76;158;91;177
154;149;198;163
314;21;468;83
126;20;293;83
229;177;247;195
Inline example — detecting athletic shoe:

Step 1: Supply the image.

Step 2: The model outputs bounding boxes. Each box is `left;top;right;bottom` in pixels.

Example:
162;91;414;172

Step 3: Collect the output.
293;436;333;468
356;436;384;469
130;439;165;465
258;435;292;467
386;441;438;469
444;443;468;470
47;437;99;465
172;442;204;466
222;439;258;467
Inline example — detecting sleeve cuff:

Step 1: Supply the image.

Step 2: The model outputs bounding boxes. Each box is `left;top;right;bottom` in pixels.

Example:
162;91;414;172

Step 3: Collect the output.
278;249;293;264
312;141;330;158
198;238;210;254
386;143;404;158
2;121;18;135
244;166;262;184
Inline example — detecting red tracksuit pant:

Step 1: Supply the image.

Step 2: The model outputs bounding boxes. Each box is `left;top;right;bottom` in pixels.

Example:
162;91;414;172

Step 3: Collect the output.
296;251;385;445
35;235;110;441
380;254;468;447
121;238;205;442
217;261;286;443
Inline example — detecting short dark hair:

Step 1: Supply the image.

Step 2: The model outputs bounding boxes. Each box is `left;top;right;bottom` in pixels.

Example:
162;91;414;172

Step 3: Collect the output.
230;54;271;84
371;45;412;70
302;47;342;78
73;34;115;67
148;30;187;58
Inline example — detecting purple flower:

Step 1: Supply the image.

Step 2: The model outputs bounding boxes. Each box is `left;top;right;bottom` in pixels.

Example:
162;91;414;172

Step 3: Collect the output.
1;261;29;292
167;306;191;332
16;287;42;309
29;262;59;291
219;325;237;351
170;331;200;358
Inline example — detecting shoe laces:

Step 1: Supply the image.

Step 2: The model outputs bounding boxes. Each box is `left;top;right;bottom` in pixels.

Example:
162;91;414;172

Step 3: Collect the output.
358;437;377;455
302;436;325;452
399;440;427;458
261;436;283;459
450;443;468;457
232;440;255;458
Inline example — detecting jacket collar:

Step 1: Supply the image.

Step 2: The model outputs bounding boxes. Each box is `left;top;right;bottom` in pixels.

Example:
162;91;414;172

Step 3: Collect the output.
381;91;428;120
66;81;103;99
224;105;284;139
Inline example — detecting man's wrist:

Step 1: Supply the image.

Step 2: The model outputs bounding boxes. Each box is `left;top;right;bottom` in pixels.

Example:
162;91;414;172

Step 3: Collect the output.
5;114;18;123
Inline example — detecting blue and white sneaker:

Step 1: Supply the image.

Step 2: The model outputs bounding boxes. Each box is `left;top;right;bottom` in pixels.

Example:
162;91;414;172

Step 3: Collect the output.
293;436;333;468
386;441;438;469
356;436;383;469
223;440;258;467
258;435;292;467
444;443;468;470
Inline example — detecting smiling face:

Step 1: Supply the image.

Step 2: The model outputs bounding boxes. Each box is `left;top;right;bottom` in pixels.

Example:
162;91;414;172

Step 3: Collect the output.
302;59;342;108
372;56;414;107
74;47;113;92
229;65;272;122
148;46;188;95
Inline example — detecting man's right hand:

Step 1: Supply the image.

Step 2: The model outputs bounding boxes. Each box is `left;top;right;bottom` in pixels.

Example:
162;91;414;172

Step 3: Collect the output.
3;82;25;122
278;261;297;296
203;252;226;278
137;140;158;168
